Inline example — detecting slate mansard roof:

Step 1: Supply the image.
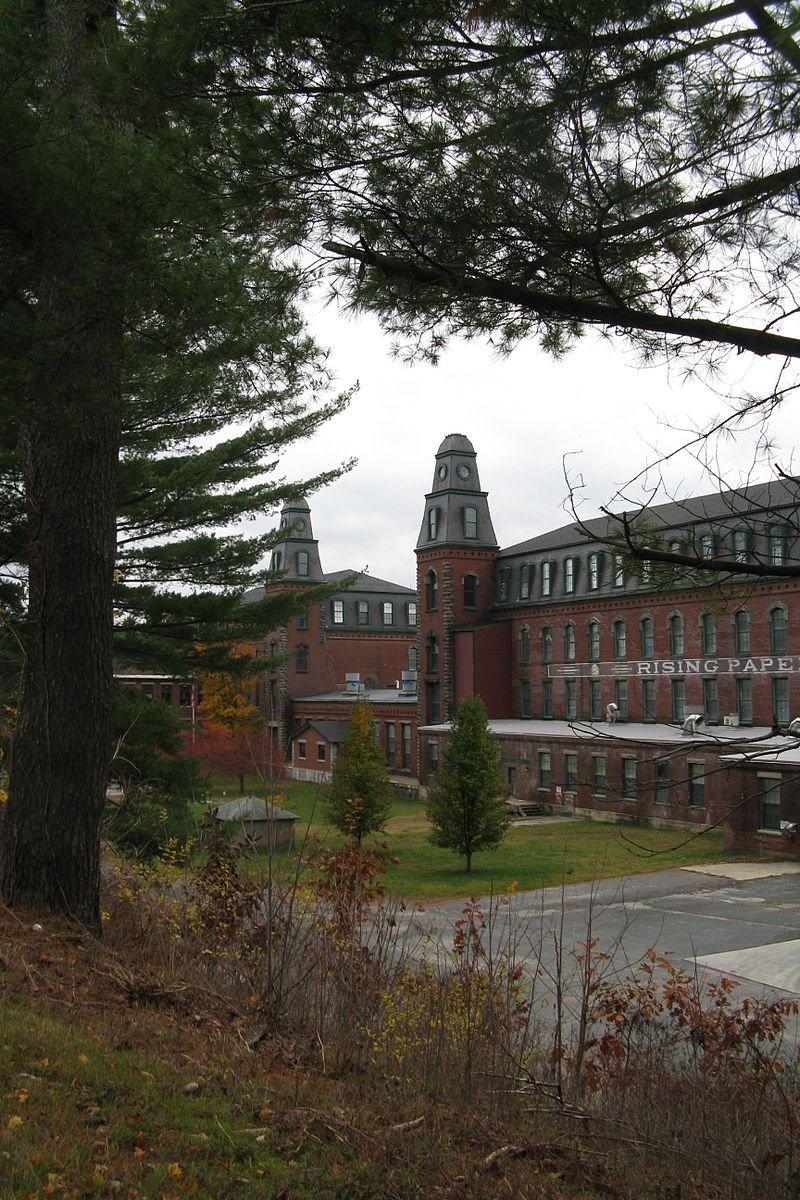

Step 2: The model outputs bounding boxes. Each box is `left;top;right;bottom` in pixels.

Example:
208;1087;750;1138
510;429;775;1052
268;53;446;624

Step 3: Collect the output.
492;477;800;606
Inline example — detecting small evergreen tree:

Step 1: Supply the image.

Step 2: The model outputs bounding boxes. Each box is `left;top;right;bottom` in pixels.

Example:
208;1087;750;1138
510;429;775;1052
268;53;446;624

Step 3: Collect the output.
325;701;393;845
426;697;509;873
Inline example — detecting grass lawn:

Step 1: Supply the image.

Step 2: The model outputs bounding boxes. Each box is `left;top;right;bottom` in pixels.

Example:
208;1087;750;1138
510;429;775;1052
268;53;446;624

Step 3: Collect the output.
206;776;738;901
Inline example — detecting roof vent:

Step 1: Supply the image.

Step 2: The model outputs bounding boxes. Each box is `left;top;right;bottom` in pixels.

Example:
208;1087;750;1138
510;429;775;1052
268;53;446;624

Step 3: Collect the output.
399;670;417;696
344;673;362;694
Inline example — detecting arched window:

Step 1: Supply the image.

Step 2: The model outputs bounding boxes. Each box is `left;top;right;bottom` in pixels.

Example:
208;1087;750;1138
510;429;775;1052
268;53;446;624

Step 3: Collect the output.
541;625;552;664
640;616;654;659
463;573;478;608
734;608;750;654
612;619;626;660
426;569;438;610
588;553;601;590
564;557;578;594
668;614;684;657
587;620;600;661
564;622;576;662
296;550;309;577
700;612;716;656
463;506;478;539
406;601;418;626
428;507;440;541
770;606;788;655
519;563;533;600
408;646;418;671
519;625;531;665
295;644;308;673
357;600;369;625
273;550;282;571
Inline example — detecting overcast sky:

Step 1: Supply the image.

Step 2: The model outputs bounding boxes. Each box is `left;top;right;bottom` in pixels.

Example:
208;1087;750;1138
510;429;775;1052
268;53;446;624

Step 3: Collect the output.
273;296;797;591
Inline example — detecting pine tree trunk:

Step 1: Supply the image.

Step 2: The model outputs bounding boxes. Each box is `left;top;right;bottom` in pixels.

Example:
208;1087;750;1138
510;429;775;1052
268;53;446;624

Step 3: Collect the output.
0;0;122;930
0;317;121;930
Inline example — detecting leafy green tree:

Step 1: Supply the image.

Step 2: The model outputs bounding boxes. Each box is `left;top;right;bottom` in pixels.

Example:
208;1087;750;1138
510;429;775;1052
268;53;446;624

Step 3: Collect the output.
426;697;508;873
325;701;393;845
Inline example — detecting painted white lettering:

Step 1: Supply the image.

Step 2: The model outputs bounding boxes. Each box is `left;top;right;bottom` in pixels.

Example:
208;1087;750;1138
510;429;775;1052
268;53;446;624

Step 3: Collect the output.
727;659;740;673
705;659;719;673
685;660;701;674
637;662;653;675
759;658;774;672
779;658;793;672
744;659;757;672
662;661;675;674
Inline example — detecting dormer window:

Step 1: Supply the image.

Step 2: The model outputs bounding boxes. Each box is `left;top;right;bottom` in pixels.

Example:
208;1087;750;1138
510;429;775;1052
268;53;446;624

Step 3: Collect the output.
428;507;440;541
382;601;394;626
332;599;344;625
541;560;554;597
496;567;511;602
613;555;625;587
296;550;309;577
519;563;533;599
769;526;787;566
463;506;478;539
406;601;417;626
357;600;369;625
588;553;600;590
564;557;577;594
699;532;714;558
733;528;750;563
273;551;282;571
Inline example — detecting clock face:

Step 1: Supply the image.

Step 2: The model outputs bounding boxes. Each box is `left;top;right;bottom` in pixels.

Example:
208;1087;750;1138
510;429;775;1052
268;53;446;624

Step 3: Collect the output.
437;464;448;480
456;463;471;479
295;518;306;531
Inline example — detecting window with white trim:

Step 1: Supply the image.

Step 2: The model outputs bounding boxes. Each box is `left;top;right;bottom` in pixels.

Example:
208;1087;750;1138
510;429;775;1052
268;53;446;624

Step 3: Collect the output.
758;775;781;831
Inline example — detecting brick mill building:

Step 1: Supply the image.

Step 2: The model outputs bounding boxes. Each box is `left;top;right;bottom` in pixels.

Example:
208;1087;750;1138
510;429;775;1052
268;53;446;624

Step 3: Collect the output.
415;434;800;857
233;435;800;857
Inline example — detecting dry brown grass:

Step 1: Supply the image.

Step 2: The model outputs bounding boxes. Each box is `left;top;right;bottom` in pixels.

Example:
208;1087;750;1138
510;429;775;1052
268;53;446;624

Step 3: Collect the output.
0;846;796;1200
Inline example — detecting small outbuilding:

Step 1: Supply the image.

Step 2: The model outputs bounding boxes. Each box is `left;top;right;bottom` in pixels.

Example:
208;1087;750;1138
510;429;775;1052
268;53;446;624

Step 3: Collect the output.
211;795;299;852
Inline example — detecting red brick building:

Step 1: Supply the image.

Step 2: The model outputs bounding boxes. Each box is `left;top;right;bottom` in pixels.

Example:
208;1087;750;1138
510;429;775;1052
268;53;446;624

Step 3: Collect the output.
416;434;800;856
247;498;419;782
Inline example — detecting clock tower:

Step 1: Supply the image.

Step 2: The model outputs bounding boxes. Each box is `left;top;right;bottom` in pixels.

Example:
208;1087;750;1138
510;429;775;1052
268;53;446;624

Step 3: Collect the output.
416;434;499;733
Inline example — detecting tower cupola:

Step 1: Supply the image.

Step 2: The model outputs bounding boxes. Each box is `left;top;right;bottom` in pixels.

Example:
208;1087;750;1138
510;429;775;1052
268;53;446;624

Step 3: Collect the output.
269;497;324;582
416;433;498;551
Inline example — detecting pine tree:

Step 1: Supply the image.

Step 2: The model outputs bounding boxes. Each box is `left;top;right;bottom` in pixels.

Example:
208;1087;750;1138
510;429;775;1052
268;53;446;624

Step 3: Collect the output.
325;701;393;845
0;0;352;927
426;697;508;873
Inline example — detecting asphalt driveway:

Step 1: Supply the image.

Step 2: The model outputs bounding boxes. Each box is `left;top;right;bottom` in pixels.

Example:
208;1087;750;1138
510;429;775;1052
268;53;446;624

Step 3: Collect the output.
394;862;800;1001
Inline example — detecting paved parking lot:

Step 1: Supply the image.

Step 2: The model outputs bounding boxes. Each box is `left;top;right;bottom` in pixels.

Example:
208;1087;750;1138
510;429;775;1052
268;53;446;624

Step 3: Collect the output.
397;862;800;1004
